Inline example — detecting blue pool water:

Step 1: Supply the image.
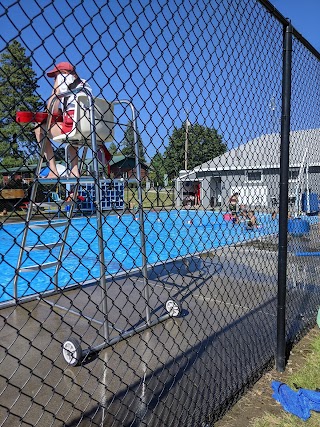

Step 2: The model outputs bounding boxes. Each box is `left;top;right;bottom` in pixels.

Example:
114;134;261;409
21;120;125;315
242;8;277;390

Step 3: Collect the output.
0;210;317;303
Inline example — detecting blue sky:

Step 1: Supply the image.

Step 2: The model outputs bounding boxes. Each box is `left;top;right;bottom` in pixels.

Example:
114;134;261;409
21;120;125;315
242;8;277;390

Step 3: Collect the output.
269;0;320;51
1;0;319;160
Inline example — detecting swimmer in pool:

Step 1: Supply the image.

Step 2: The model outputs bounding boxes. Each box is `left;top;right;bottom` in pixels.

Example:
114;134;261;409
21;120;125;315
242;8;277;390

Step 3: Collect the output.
246;210;258;229
231;212;239;224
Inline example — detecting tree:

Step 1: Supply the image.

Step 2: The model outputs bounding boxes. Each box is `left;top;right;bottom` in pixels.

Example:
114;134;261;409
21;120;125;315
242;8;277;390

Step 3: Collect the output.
149;152;166;187
163;122;227;178
121;121;146;163
0;40;41;168
108;141;121;156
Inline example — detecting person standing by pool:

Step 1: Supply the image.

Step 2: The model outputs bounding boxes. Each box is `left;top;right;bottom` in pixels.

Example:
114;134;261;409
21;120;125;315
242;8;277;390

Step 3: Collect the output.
228;192;239;213
34;62;92;179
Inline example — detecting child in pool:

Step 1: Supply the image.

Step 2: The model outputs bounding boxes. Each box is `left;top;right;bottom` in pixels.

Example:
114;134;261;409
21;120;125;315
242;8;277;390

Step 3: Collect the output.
247;210;258;229
231;212;239;224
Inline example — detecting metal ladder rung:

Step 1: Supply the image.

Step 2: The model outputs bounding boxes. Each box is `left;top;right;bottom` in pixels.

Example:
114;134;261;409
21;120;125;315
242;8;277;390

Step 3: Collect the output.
19;261;59;272
25;242;63;251
30;221;69;229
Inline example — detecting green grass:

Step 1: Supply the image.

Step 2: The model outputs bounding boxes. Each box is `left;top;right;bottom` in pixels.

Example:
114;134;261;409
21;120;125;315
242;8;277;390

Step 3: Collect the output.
252;332;320;427
124;188;174;209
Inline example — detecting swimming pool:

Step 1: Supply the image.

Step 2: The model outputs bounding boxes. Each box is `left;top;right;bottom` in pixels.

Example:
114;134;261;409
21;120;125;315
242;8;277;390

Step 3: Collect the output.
0;210;317;303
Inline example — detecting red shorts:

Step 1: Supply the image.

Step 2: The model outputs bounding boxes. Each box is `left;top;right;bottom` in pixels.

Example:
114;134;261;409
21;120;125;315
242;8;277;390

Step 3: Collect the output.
61;110;75;134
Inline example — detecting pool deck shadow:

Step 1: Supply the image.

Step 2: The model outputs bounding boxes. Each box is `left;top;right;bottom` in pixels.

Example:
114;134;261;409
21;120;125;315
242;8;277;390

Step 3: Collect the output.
1;231;320;426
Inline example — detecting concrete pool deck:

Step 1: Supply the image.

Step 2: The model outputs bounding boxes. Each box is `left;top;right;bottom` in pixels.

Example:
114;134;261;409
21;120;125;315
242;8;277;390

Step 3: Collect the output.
1;228;319;426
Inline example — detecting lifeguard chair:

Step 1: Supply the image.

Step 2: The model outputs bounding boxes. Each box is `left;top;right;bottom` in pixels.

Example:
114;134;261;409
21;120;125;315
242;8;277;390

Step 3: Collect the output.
53;95;114;143
15;89;182;367
47;93;113;179
14;88;115;291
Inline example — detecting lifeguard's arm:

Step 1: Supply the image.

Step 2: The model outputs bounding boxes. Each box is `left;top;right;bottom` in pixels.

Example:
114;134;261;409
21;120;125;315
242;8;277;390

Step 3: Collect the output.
46;78;62;114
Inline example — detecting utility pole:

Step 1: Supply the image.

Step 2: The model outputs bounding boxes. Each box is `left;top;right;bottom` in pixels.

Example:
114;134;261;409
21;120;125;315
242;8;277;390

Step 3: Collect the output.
184;116;190;171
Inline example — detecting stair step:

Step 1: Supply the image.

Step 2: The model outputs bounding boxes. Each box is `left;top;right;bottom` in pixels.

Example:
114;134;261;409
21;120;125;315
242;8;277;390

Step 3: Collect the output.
19;261;59;272
30;221;69;229
25;242;63;251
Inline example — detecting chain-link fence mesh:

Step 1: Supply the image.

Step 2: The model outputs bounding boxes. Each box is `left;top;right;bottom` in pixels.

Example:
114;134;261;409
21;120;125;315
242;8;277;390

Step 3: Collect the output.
1;0;320;426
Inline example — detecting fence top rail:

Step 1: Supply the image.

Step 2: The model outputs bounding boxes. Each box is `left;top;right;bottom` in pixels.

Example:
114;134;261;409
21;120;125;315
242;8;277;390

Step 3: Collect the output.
259;0;320;60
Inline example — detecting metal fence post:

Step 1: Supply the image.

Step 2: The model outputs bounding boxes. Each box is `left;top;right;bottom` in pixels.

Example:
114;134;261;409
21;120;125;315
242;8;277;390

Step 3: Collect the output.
276;22;293;372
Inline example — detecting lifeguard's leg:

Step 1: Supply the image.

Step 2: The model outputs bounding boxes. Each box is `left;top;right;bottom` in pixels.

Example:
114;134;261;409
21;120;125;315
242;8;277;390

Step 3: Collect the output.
68;145;80;178
50;123;79;178
34;125;59;178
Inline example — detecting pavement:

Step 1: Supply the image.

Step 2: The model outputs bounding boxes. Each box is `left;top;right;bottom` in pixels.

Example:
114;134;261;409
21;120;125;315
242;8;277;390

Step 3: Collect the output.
1;227;320;426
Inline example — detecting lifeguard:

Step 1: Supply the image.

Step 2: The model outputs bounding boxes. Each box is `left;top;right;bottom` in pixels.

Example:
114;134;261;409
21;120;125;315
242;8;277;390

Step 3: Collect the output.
34;61;92;178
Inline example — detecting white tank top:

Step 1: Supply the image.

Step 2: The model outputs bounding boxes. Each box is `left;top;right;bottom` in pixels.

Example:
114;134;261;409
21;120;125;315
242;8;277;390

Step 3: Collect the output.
57;74;92;111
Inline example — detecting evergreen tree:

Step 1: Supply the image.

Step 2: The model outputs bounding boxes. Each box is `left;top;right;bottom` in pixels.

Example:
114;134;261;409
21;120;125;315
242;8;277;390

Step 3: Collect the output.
0;40;41;168
163;122;227;178
121;121;146;163
108;141;120;156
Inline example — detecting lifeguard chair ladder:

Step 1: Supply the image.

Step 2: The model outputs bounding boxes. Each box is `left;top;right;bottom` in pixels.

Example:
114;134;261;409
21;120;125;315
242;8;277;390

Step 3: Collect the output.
13;88;114;296
14;89;181;367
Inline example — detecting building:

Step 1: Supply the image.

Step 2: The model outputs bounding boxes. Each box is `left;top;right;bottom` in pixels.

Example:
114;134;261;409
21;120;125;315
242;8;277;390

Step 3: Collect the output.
0;164;36;185
0;155;149;211
175;129;320;212
109;155;149;180
0;155;149;184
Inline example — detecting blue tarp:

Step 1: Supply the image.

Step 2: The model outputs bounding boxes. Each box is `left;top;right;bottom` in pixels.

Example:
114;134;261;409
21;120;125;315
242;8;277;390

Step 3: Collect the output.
272;381;320;421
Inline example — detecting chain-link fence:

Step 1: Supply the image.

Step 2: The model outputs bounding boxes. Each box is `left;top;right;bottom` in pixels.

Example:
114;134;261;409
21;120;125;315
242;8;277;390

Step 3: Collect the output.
1;0;320;426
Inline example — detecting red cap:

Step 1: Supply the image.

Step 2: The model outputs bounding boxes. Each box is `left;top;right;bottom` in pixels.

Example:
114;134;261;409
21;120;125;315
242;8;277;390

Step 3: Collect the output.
47;61;75;78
